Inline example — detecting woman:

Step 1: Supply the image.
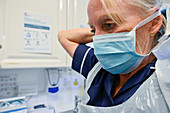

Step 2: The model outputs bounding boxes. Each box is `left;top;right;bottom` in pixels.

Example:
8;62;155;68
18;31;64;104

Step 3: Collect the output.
58;0;169;112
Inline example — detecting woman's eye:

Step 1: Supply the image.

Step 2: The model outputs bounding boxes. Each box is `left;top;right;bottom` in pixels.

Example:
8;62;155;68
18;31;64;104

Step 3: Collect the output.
103;23;116;31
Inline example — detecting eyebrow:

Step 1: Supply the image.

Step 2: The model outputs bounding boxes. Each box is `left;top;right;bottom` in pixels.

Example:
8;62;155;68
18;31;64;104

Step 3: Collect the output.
98;13;124;24
98;14;113;21
88;12;123;26
88;14;113;27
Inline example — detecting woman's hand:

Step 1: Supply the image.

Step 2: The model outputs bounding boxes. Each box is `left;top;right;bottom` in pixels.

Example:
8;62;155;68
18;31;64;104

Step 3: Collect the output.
58;28;94;57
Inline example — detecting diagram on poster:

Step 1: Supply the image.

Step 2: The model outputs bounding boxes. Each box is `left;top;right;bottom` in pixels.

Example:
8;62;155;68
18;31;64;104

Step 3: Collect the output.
23;11;52;54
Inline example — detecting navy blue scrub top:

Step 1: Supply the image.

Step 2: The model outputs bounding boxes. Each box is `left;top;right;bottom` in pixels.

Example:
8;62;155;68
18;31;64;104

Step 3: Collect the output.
72;44;156;107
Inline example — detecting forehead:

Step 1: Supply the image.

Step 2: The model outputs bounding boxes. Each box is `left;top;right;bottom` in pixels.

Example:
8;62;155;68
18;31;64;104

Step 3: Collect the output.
88;0;134;13
87;0;141;25
88;0;108;25
88;0;105;16
88;0;104;10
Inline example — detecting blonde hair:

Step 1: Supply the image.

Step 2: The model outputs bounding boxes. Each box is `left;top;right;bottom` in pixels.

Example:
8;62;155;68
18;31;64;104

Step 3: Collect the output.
100;0;163;25
100;0;166;48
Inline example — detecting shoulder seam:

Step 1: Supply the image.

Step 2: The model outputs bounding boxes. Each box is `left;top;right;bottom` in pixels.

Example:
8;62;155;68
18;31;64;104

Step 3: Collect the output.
80;48;92;74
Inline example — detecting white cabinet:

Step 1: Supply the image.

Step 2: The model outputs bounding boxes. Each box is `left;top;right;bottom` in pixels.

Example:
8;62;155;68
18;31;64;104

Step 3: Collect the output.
0;0;89;68
0;0;68;68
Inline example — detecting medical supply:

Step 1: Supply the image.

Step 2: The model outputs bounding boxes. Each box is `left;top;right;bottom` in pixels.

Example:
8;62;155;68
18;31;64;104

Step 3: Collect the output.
47;68;60;93
0;96;27;113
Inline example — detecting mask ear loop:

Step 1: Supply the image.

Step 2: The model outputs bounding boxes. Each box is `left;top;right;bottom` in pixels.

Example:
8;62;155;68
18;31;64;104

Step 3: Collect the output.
136;41;143;54
136;10;161;29
134;10;161;55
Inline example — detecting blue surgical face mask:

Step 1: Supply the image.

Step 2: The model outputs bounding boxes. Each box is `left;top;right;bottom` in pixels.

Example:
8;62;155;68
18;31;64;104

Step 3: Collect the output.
93;11;161;74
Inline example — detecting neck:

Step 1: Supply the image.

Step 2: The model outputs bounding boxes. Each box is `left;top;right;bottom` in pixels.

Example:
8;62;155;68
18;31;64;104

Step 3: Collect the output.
113;53;156;97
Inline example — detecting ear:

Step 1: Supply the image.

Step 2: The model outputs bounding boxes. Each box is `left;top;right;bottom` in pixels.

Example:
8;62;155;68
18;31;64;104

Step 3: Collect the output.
149;15;163;35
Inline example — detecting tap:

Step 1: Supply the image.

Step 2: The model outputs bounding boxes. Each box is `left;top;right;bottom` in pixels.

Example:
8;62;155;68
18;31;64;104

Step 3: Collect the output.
74;95;81;113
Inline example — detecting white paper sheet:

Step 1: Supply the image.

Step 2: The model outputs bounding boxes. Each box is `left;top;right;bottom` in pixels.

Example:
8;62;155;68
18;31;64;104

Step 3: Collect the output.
22;11;52;54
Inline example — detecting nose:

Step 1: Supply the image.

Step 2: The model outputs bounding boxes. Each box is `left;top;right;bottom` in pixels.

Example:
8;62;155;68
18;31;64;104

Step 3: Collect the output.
94;29;102;36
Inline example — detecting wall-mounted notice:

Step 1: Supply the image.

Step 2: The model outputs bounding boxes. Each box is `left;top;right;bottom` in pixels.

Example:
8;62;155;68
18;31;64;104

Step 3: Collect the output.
23;11;52;54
